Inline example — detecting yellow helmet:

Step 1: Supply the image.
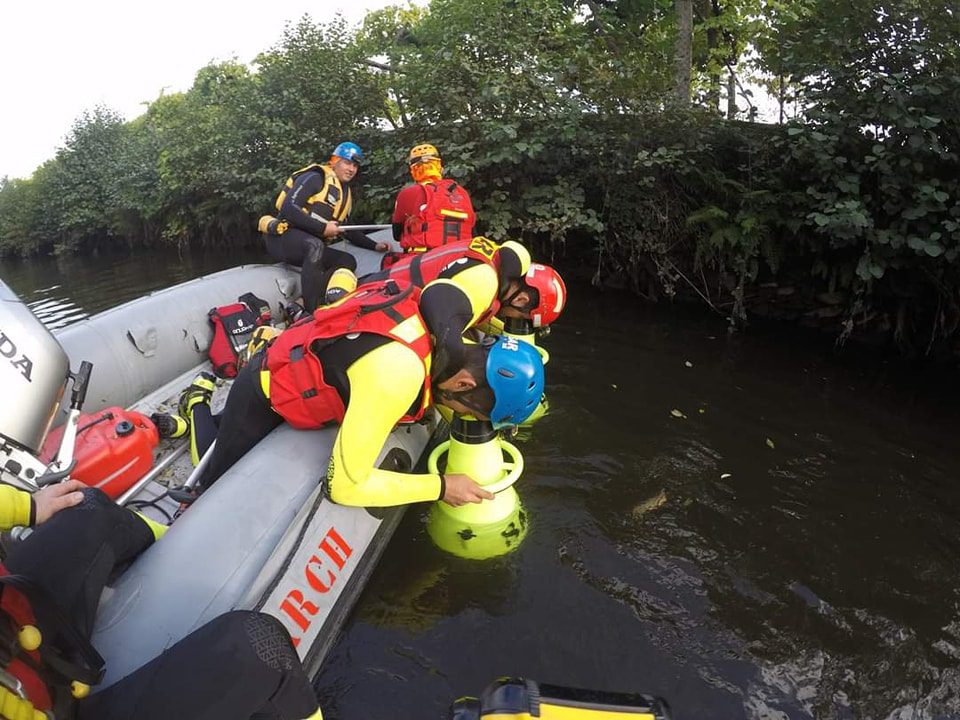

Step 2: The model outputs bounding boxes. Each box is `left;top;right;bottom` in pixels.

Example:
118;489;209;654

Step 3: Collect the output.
408;143;440;166
500;240;531;275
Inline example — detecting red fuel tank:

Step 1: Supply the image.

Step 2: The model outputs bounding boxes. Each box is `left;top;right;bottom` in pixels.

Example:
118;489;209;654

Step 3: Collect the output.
40;407;159;498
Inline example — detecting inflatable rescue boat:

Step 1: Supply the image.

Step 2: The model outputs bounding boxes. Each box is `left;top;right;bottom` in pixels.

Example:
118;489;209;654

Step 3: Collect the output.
0;236;436;689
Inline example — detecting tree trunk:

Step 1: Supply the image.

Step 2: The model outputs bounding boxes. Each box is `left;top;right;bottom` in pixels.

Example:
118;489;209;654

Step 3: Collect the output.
727;68;737;119
674;0;693;105
701;0;720;111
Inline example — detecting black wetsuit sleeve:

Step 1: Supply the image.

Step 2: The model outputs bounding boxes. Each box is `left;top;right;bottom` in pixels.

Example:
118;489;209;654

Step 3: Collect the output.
344;229;379;250
419;282;475;383
278;171;330;237
392;222;403;243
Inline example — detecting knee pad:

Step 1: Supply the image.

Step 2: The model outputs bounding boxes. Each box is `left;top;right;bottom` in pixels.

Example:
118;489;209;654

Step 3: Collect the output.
241;611;299;671
327;268;357;295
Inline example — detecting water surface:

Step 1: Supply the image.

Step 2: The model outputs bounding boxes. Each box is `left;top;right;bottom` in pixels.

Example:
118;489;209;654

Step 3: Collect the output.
4;248;958;719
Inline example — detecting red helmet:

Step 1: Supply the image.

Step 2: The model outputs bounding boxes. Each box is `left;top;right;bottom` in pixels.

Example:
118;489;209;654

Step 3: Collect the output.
524;264;567;328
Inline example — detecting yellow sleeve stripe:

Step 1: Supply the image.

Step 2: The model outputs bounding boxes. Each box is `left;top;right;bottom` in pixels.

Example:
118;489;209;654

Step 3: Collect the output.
0;485;33;530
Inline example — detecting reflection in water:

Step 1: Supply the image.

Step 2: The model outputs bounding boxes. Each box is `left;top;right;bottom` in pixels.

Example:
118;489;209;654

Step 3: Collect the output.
320;292;960;720
4;248;960;718
0;245;264;329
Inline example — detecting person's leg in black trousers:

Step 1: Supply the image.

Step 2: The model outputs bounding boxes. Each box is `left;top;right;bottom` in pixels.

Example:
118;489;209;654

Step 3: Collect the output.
6;484;318;719
265;229;326;313
5;487;154;639
78;610;319;720
193;355;283;493
313;245;359;309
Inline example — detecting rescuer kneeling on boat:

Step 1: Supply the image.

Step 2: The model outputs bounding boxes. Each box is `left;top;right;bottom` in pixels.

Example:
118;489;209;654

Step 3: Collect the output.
190;279;545;507
363;236;566;374
259;142;389;312
0;482;323;720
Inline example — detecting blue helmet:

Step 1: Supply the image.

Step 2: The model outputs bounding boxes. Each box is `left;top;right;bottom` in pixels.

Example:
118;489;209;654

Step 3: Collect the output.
332;141;364;164
486;336;545;429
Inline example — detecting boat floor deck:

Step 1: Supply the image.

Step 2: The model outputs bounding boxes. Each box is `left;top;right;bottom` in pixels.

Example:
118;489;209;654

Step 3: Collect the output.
122;362;232;524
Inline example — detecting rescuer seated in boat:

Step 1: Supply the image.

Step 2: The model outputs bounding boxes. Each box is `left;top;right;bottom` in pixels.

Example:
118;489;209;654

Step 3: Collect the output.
382;143;476;267
186;279;545;507
0;481;322;720
259;141;390;312
363;236;567;372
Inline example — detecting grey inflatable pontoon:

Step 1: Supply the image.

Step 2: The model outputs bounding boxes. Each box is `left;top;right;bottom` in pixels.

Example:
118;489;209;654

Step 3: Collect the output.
39;239;434;686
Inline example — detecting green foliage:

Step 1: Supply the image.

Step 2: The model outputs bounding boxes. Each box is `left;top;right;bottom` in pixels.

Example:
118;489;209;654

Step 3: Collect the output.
1;0;959;355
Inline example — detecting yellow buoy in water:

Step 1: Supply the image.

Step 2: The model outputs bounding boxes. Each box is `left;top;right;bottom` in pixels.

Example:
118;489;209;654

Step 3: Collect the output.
427;416;527;559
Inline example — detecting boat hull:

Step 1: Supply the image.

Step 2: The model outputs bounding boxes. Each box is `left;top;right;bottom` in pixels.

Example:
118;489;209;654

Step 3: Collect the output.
43;240;431;688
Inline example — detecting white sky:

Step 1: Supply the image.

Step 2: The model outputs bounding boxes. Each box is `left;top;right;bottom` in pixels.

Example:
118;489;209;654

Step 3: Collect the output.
0;0;402;180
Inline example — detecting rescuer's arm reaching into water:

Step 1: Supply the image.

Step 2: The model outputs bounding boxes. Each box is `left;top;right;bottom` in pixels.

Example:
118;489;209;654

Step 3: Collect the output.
325;342;492;507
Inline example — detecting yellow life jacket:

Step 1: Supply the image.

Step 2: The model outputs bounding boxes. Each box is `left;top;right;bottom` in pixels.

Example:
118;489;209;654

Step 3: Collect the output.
274;163;352;223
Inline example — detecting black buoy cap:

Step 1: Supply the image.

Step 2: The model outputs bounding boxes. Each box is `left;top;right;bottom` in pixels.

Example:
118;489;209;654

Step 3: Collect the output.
115;420;135;437
502;317;534;336
451;415;497;444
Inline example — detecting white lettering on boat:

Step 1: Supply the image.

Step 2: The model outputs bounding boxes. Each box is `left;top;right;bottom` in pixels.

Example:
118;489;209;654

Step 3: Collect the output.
0;330;34;382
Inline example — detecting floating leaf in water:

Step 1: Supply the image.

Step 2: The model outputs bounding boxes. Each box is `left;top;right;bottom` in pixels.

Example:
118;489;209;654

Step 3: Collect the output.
670;409;686;418
720;473;732;479
766;438;776;449
631;489;668;518
611;384;618;389
684;360;693;368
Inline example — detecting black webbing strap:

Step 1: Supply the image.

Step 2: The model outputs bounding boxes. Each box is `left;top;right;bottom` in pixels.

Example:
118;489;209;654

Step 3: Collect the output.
0;575;105;685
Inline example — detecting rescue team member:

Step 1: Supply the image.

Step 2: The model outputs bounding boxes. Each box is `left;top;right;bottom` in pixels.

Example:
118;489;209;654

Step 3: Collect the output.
190;279;545;507
260;142;389;311
363;236;567;383
384;144;476;267
0;481;322;720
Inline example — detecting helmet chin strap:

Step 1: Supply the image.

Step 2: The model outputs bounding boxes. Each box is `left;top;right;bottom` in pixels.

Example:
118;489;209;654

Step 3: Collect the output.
437;387;490;420
500;284;538;313
500;284;528;309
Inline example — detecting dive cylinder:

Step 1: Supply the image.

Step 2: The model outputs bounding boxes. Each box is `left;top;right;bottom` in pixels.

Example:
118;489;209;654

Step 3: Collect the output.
502;317;549;426
502;317;549;364
0;280;69;453
427;416;527;559
451;677;672;720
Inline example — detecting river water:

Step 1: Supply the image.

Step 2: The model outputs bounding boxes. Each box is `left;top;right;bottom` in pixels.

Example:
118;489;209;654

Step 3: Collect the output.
3;248;959;720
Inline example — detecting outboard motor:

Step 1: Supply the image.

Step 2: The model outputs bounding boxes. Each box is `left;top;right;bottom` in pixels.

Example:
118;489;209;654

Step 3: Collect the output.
0;279;90;491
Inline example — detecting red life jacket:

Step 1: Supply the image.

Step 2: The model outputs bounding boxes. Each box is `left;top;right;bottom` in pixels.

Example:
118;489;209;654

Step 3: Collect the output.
400;179;476;251
0;566;104;715
208;292;273;378
385;237;503;322
266;281;433;430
